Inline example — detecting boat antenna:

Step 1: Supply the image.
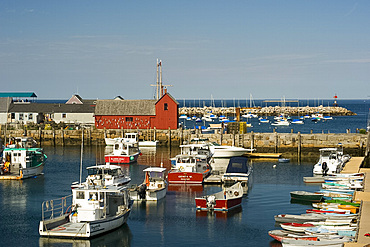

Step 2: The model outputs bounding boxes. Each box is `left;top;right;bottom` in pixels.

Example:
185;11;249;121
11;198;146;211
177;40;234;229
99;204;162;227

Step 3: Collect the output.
79;126;84;184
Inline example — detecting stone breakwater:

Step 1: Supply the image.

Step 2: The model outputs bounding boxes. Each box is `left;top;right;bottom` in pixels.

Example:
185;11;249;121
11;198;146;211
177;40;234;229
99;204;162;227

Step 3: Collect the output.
179;105;356;117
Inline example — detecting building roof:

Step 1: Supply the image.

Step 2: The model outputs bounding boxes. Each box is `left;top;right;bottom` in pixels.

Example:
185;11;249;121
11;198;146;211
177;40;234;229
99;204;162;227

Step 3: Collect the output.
0;97;12;112
155;92;179;105
0;92;37;98
95;99;157;116
8;102;96;113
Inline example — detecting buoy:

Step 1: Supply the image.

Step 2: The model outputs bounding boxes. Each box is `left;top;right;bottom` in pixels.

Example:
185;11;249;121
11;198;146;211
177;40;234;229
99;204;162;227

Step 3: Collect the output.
273;164;277;168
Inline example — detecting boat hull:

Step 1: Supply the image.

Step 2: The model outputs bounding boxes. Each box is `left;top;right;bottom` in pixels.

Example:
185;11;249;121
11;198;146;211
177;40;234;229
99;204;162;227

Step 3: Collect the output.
195;197;242;211
0;162;45;180
167;171;207;184
104;154;139;164
39;209;131;238
290;191;323;202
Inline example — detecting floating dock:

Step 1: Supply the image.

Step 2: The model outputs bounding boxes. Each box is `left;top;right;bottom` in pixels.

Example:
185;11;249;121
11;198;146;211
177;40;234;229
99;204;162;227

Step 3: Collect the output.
343;157;370;247
243;152;282;158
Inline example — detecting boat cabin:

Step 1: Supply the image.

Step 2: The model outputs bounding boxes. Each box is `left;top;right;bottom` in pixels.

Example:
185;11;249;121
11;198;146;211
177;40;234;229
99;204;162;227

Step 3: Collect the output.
143;167;167;190
180;144;212;159
71;186;130;223
113;141;140;156
123;133;139;144
174;154;210;173
86;164;130;187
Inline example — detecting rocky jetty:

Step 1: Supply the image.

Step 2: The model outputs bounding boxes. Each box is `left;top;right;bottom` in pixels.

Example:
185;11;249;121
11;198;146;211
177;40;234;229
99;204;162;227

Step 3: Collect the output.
179;105;356;117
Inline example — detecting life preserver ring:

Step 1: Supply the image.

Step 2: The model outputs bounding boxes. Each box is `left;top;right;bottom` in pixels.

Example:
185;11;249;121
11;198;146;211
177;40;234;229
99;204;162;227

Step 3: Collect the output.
234;191;239;196
179;166;184;171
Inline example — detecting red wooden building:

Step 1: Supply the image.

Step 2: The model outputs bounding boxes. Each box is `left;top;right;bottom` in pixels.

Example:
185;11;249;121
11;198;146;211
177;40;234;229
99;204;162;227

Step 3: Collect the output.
94;92;178;130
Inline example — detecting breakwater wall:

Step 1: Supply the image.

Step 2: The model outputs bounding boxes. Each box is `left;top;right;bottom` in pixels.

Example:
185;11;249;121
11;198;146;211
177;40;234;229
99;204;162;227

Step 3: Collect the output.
179;105;356;117
1;127;367;156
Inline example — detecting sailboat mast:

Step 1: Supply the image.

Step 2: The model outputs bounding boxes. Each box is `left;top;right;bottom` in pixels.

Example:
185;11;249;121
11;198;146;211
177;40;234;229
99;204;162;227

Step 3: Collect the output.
79;127;84;184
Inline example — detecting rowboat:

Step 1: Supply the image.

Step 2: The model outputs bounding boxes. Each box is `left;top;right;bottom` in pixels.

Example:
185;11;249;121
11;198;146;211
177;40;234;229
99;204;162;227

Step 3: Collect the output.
280;223;315;233
290;191;323;202
306;209;348;214
303;176;325;183
324;200;360;207
195;182;243;211
274;213;326;223
282;238;346;247
268;230;318;242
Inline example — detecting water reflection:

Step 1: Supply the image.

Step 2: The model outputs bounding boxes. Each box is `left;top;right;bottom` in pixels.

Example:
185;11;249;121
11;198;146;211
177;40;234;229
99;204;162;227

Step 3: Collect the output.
39;224;133;247
195;206;243;220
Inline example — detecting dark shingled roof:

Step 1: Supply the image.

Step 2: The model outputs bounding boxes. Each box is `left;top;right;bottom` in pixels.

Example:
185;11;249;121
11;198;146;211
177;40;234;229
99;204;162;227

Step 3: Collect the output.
0;97;12;112
8;102;95;113
95;100;157;116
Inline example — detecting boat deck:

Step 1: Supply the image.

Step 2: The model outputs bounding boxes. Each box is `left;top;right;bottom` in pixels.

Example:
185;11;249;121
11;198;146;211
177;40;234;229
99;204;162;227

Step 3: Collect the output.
41;222;88;238
0;173;22;180
343;158;370;247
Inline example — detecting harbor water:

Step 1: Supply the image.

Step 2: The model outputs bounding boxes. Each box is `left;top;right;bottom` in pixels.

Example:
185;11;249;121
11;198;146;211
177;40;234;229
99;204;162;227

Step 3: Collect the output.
0;99;368;246
180;99;370;134
2;145;323;247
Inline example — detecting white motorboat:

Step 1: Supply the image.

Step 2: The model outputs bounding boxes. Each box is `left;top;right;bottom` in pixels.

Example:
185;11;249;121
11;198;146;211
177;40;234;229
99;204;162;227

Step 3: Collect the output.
208;142;252;158
39;183;132;238
130;167;167;201
222;156;251;186
1;146;47;180
313;148;349;175
271;119;290;126
71;163;131;189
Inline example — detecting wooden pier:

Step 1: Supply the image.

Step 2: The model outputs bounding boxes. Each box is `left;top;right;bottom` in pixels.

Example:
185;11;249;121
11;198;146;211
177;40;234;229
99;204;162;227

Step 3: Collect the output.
343;157;370;247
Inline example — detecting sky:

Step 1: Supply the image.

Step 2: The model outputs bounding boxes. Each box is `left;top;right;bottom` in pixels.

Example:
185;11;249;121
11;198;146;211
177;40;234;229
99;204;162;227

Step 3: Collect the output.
0;0;369;101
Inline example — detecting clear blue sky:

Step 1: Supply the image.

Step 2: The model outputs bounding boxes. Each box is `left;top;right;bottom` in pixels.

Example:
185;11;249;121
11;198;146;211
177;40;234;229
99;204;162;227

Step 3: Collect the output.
1;1;369;100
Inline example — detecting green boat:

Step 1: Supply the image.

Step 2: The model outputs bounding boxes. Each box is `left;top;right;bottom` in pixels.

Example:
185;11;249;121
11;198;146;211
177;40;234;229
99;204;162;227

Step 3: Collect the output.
290;191;323;202
325;199;360;207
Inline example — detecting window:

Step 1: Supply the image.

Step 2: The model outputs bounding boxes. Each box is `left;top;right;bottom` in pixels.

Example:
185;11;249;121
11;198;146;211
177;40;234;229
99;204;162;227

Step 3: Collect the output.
11;113;15;119
164;103;168;111
76;191;85;199
19;113;24;120
125;117;133;122
62;113;67;118
28;113;33;120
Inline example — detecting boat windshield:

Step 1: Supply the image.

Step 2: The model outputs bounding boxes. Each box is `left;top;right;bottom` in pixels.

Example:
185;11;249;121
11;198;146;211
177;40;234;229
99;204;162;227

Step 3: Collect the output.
148;171;164;180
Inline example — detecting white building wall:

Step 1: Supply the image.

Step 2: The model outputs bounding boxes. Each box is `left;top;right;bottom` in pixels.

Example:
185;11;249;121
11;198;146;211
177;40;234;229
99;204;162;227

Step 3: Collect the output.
53;113;95;124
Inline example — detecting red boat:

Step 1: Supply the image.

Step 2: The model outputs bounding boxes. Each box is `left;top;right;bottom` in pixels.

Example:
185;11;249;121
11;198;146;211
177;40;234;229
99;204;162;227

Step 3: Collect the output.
280;223;315;233
167;154;211;184
268;230;318;242
195;182;243;211
306;209;346;214
104;137;141;164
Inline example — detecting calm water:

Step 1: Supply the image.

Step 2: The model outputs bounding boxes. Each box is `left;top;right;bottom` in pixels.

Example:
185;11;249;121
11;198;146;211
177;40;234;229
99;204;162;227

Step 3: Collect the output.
0;146;323;247
180;99;370;134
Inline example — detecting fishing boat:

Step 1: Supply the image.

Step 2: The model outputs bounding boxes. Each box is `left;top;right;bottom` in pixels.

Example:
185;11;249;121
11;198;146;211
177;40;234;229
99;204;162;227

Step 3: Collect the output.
0;146;47;180
71;163;131;189
5;136;37;148
195;182;243;211
268;229;318;242
274;213;326;223
39;183;132;238
221;156;251;185
167;154;212;184
130;167;167;201
104;136;141;164
179;142;213;161
280;222;315;233
290;191;323;202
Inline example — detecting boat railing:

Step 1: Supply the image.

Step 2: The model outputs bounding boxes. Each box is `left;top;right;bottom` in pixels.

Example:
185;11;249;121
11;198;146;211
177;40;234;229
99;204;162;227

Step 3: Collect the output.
41;194;73;221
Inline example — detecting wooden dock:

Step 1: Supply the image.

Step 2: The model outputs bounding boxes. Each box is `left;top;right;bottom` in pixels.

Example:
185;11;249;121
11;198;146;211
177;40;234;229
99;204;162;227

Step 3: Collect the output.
343;157;370;247
243;152;282;158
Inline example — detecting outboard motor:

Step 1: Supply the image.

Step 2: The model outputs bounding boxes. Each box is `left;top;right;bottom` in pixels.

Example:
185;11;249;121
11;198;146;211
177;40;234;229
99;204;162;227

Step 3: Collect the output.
137;184;147;199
